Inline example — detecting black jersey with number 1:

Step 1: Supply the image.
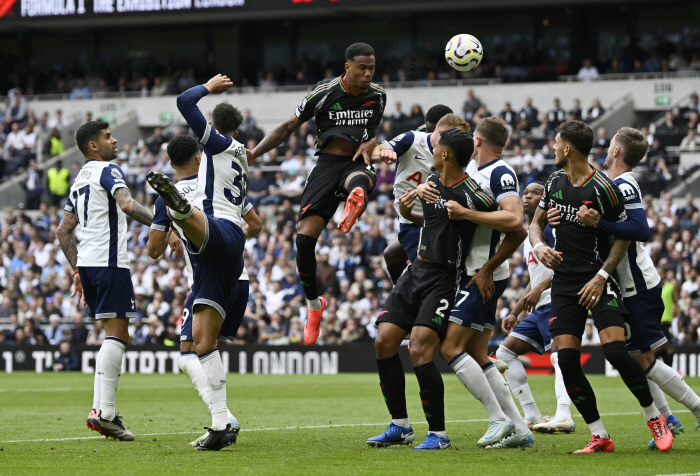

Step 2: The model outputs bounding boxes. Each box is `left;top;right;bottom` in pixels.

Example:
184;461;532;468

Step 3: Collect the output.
539;169;627;292
295;76;386;153
418;171;498;271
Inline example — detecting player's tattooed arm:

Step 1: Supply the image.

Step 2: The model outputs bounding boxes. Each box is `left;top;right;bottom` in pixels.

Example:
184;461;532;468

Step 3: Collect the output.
578;238;630;309
114;188;154;226
530;206;563;269
56;211;80;270
251;114;302;159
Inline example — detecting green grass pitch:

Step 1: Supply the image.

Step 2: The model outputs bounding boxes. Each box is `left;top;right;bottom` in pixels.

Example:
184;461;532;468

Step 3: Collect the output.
1;372;699;475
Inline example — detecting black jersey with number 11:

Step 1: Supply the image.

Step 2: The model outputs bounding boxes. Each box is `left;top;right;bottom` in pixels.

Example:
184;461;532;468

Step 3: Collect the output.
539;169;627;291
418;172;497;271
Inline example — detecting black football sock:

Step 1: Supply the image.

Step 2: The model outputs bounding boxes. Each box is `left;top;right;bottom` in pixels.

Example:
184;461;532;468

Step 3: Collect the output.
413;361;445;432
387;263;407;285
603;340;654;407
377;354;408;420
346;174;372;215
558;348;600;424
295;234;319;300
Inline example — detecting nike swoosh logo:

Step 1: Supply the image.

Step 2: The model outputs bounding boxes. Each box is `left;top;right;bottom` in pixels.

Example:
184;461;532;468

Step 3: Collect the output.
414;155;425;161
439;443;450;449
400;432;412;438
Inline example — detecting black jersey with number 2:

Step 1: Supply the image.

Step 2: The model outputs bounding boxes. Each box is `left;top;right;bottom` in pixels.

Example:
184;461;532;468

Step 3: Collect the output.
295;76;386;153
418;172;497;270
539;169;627;290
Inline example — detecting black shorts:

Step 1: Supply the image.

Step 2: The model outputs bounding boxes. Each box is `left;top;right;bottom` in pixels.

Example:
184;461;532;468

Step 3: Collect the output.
376;260;458;339
299;153;376;223
549;277;628;339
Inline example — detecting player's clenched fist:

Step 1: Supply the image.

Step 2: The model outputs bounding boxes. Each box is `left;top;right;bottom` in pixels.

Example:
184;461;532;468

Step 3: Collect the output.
534;243;563;269
546;205;562;227
446;200;469;220
501;313;517;335
576;205;601;228
204;74;234;95
378;149;397;164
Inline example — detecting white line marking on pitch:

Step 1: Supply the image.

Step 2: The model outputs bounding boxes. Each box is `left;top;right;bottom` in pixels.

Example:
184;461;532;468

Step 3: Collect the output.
0;410;690;444
0;385;195;393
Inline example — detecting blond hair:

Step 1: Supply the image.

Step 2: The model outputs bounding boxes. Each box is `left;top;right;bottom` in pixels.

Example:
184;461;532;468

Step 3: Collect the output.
615;127;649;168
435;113;471;132
475;116;509;149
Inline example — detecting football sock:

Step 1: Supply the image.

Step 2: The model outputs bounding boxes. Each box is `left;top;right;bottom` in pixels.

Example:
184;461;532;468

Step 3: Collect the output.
387;263;407;285
602;341;655;409
392;418;410;429
430;431;447;438
199;349;228;431
296;234;319;301
179;351;210;410
414;362;446;432
551;352;572;419
347;174;372;215
483;361;529;434
497;346;541;421
92;347;102;411
168;203;193;221
647;378;673;419
587;419;609;440
558;348;600;424
99;337;126;421
307;298;322;311
377;354;408;420
646;359;700;420
449;352;507;421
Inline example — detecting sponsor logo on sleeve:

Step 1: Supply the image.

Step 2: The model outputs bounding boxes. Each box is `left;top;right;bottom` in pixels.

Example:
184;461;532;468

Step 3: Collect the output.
500;173;516;189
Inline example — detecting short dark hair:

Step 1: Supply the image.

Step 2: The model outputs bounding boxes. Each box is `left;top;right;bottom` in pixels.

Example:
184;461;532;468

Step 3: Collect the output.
425;105;453;127
475;116;509;149
167;134;199;168
345;42;375;62
615;127;649;168
556;120;593;156
76;120;109;155
438;128;474;168
212;103;243;136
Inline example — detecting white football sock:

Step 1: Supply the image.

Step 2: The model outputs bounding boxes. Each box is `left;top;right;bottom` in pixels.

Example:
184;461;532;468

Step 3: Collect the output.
429;430;447;438
551;352;572;419
92;347;102;411
179;352;210;410
307;298;322;311
646;359;700;420
647;378;672;419
483;363;529;434
168;206;193;221
199;349;228;431
642;404;661;422
99;337;126;421
392;418;410;429
450;352;507;421
587;419;609;439
497;346;541;421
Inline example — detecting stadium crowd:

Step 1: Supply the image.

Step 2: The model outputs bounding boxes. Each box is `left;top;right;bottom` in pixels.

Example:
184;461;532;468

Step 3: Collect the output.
1;90;700;353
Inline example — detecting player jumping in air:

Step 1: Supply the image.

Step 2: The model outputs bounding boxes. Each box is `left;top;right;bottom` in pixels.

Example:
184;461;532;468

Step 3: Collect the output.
495;181;575;434
146;134;263;447
250;43;386;346
417;117;531;448
57;121;155;441
548;127;700;448
147;74;251;451
378;104;455;283
530;120;673;453
367;128;496;450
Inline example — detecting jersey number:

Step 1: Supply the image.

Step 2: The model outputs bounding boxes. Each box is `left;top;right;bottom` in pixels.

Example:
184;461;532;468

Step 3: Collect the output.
435;299;450;317
182;308;189;327
224;161;247;206
455;291;470;307
72;185;90;227
406;172;422;186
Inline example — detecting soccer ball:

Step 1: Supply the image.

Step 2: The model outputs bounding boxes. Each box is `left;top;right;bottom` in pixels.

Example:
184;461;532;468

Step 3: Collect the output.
445;34;483;72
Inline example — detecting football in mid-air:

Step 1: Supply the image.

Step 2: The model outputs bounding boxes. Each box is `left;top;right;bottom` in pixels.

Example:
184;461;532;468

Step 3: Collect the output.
445;34;483;72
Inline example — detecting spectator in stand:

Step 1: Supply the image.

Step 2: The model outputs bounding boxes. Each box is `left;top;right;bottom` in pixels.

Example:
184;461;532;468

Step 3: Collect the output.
246;168;270;207
656;111;681;135
44;314;66;345
24;159;43;209
47;109;66;130
259;71;278;92
240;109;257;133
462;89;482;123
577;58;600;82
586;98;605;123
146;127;169;155
389;102;409;136
260;312;288;345
500;102;518;129
86;320;105;346
47;128;65;158
6;92;27;125
22;123;37;161
547;98;566;124
519;97;539;128
151;77;168;97
595;127;610;149
72;313;89;345
48;341;80;371
371;161;395;202
4;122;26;172
46;160;70;207
69;79;91;99
409;105;424;130
569;98;583;121
680;127;699;150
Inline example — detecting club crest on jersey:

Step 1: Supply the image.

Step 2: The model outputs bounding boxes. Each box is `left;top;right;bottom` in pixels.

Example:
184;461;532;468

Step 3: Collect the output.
500;173;515;189
111;168;123;179
299;97;307;112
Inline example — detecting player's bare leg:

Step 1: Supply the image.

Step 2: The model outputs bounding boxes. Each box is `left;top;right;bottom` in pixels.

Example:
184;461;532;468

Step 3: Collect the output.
88;317;134;441
339;170;375;234
297;215;329;345
383;238;409;284
440;324;512;446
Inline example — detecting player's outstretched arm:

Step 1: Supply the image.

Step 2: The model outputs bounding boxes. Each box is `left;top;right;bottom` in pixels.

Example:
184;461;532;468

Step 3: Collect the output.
242;207;263;239
251;114;302;159
530;206;562;269
114;188;154;226
578;237;630;310
445;195;523;232
176;75;232;140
